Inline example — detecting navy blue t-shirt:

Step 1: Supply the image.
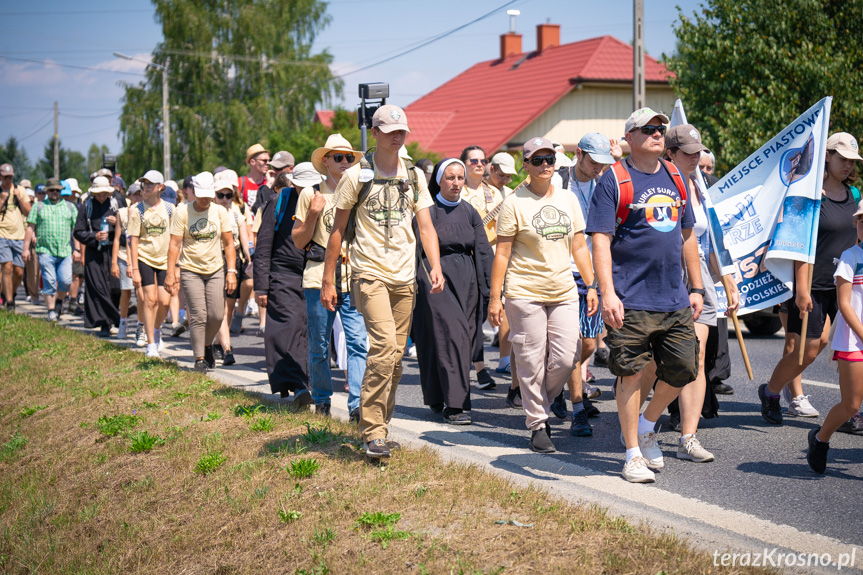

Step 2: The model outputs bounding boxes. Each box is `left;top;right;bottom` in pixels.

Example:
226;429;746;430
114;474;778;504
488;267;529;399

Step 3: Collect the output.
586;161;694;312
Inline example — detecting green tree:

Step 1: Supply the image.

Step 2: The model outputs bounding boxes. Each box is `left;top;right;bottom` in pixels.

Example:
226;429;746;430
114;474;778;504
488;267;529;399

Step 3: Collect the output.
119;0;342;181
87;144;110;175
35;139;88;185
0;137;33;182
665;0;863;174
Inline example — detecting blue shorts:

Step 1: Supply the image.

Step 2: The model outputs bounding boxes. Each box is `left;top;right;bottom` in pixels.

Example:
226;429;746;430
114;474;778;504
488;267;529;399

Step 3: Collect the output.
575;274;604;338
0;238;24;268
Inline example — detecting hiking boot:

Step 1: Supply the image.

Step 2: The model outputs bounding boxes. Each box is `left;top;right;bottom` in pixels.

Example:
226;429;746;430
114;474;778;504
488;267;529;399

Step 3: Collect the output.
638;430;664;469
73;305;84;316
349;408;360;425
476;368;496;390
584;382;600;398
47;310;58;322
315;403;331;418
787;394;819;418
429;403;445;414
505;387;522;409
807;427;829;474
837;412;863;435
230;313;244;334
570;410;593;437
550;391;568;419
212;343;224;361
293;389;313;408
529;426;556;453
677;435;714;462
593;347;609;367
622;456;655;483
98;325;112;337
204;346;216;369
364;438;391;458
222;351;236;366
194;359;208;373
135;323;147;347
117;319;128;339
758;384;783;424
385;439;401;450
581;395;600;418
170;322;186;338
442;408;471;425
712;382;734;395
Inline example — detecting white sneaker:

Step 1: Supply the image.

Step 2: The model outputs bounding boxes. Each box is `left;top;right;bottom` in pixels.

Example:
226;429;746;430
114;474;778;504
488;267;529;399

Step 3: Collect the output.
117;319;128;339
677;435;715;462
787;394;819;417
638;431;664;469
622;456;655;483
146;344;159;358
407;344;417;359
135;323;147;347
154;332;164;351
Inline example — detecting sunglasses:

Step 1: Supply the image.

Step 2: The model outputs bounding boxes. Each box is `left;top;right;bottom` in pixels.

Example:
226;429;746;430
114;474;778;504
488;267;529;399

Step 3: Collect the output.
327;153;355;163
468;158;488;166
634;125;667;136
528;155;556;167
216;192;234;200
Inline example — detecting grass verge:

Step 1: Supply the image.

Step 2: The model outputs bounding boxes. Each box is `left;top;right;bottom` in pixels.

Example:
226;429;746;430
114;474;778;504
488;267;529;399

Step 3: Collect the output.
0;311;775;574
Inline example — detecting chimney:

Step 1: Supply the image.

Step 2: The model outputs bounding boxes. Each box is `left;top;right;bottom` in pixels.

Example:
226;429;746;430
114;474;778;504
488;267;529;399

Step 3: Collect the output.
500;33;522;59
536;23;560;52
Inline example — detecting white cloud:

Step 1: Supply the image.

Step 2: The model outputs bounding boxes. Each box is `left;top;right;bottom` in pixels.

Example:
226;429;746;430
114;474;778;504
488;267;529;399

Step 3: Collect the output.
93;53;152;73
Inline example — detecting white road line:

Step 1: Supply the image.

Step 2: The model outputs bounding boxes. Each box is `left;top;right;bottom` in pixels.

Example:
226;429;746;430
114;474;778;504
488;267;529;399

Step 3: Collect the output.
802;379;840;390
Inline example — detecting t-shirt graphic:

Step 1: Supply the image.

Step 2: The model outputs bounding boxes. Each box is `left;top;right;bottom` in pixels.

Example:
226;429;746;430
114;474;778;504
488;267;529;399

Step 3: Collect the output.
190;217;218;241
142;211;169;237
640;189;681;233
366;185;408;227
532;205;572;241
322;205;334;234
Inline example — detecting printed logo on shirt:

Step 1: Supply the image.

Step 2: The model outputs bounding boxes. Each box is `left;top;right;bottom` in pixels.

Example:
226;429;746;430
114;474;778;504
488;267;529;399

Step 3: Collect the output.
142;212;168;237
638;187;680;233
322;205;334;234
531;206;572;241
189;217;218;241
466;194;486;215
366;186;407;227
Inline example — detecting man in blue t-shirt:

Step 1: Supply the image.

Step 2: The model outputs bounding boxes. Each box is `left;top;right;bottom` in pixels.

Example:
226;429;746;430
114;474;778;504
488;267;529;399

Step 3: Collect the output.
587;107;704;484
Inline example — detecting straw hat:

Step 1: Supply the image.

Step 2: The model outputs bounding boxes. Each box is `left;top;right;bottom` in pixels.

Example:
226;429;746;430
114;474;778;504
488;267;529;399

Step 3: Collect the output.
88;176;114;194
311;133;362;175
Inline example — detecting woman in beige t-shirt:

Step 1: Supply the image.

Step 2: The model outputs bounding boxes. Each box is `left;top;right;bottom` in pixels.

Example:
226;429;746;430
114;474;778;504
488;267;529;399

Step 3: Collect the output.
488;137;598;454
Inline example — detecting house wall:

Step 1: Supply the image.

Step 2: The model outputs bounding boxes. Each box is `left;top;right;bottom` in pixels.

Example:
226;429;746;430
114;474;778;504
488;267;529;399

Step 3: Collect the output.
508;84;677;151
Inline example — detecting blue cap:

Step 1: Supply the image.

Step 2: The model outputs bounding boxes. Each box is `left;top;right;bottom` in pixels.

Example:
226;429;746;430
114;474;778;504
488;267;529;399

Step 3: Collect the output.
60;180;73;197
161;186;178;204
35;183;45;193
578;133;615;164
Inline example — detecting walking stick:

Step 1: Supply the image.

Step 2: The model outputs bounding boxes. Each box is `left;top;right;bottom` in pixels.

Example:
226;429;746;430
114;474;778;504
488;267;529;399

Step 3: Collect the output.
798;263;814;365
721;276;753;380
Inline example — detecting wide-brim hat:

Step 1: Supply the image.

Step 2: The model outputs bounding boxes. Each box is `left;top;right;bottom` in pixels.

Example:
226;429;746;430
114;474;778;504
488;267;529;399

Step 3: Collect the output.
289;162;324;188
65;177;82;194
44;178;63;192
88;176;114;194
311;133;362;174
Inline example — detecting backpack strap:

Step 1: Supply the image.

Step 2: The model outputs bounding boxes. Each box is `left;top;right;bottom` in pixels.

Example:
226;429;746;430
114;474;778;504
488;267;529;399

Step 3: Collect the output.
851;186;861;204
612;158;688;229
239;177;247;205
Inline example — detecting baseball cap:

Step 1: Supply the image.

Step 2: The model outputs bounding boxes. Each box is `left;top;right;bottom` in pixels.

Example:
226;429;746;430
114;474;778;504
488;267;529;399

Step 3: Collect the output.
35;184;46;194
191;171;216;198
522;137;556;160
827;132;863;161
140;170;164;184
854;200;863;219
161;186;178;204
269;151;295;170
127;182;142;196
490;153;517;175
45;178;63;192
19;179;32;189
112;175;126;190
665;124;708;154
0;164;13;177
624;107;670;133
164;179;178;191
288;162;324;189
416;158;434;175
214;169;239;191
245;143;269;163
578;133;615;164
372;105;410;133
182;175;194;189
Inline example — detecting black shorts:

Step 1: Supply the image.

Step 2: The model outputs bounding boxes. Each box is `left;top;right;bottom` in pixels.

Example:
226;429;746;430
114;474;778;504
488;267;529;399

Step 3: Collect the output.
224;253;247;300
605;307;699;388
786;289;837;339
139;261;167;287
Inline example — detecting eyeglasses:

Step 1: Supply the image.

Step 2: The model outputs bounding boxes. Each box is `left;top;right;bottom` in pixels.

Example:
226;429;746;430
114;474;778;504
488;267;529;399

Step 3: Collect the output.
468;158;488;166
216;192;234;200
327;153;355;163
528;155;556;167
633;125;667;136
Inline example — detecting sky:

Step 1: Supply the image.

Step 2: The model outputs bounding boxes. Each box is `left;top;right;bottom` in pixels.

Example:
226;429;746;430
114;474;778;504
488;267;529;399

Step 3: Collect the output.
0;0;705;173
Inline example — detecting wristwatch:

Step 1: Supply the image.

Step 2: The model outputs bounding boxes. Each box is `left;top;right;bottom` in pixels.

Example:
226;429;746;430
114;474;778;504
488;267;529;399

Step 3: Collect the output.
689;287;706;296
586;279;598;290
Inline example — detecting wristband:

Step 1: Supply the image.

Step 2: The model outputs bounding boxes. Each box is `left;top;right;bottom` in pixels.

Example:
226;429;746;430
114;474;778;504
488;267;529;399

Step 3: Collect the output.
227;269;237;274
689;287;706;296
586;280;598;290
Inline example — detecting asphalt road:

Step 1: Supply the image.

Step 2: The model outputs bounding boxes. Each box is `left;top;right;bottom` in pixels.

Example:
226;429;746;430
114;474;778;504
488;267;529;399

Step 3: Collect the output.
18;296;863;573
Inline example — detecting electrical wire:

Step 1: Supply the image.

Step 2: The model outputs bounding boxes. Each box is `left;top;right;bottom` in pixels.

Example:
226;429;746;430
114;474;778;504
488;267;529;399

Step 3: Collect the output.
18;114;55;143
0;56;145;77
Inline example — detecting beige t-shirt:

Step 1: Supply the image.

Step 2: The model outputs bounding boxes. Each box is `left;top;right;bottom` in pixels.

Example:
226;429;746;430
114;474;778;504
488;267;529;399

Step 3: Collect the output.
460;182;503;219
295;181;349;291
170;202;231;275
335;158;433;285
116;207;129;263
0;187;29;240
496;184;584;302
127;200;172;269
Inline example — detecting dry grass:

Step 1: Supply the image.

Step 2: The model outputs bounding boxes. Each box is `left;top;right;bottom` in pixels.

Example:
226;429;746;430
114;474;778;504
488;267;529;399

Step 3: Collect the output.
0;312;776;574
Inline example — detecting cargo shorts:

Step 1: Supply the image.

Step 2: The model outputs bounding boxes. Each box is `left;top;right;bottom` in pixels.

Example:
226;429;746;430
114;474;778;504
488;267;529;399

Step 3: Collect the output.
606;306;699;388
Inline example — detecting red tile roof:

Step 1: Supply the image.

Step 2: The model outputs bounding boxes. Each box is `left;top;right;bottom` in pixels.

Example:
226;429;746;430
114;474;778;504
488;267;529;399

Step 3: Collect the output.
406;35;673;158
314;110;335;128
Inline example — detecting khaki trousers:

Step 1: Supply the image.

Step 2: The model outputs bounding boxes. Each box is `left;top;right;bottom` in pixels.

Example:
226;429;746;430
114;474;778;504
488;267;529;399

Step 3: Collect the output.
353;278;415;442
180;269;225;359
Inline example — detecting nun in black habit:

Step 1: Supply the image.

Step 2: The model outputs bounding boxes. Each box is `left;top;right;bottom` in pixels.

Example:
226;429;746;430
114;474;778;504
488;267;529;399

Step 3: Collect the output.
73;176;120;335
413;159;493;425
253;172;311;403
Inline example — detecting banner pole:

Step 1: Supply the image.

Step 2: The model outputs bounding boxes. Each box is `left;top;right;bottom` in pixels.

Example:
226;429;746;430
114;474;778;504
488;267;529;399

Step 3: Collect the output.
721;275;753;380
797;263;814;365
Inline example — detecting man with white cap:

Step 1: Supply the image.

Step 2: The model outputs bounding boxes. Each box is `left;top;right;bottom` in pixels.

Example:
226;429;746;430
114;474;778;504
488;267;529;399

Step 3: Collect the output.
294;134;368;421
239;143;271;212
0;163;32;309
321;104;444;458
587;107;703;483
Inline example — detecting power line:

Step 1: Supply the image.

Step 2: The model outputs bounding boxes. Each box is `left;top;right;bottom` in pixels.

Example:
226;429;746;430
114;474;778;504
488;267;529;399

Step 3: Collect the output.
0;56;145;77
18;114;54;143
60;111;122;119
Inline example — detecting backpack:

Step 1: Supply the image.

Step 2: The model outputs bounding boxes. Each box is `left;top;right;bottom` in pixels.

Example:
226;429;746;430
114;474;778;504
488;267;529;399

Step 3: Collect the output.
851;186;861;203
610;158;687;229
85;196;120;231
136;199;174;222
32;199;78;222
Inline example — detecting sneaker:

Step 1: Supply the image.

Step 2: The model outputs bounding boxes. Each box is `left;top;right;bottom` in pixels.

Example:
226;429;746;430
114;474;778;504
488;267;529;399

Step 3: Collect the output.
505;387;522;409
117;319;128;339
581;395;600;418
73;305;84;316
837;412;863;435
293;389;313;407
54;302;63;319
712;382;734;395
135;324;147;347
98;325;112;337
677;435;714;462
77;292;85;305
529;427;556;453
758;383;783;425
550;391;568;419
593;347;609;367
229;313;244;334
570;409;593;437
584;382;600;399
222;351;236;366
204;346;216;369
585;369;597;384
315;403;331;417
407;344;417;359
807;427;829;474
495;362;511;375
622;456;656;483
47;310;58;322
349;408;360;425
212;344;225;361
476;368;496;390
385;439;401;450
170;322;186;338
787;394;819;418
364;438;391;458
638;431;664;469
194;359;208;373
428;403;445;414
146;344;159;359
442;408;471;425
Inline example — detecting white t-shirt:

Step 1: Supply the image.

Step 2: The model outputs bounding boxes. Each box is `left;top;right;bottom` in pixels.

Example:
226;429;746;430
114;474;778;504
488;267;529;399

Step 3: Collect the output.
832;244;863;352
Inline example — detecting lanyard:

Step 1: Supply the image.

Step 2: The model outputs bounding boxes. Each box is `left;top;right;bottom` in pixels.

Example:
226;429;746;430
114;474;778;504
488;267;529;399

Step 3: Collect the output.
569;167;594;218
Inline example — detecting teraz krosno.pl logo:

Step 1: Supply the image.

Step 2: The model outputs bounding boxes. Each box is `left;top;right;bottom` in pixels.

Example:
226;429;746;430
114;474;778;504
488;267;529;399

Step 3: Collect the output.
713;548;856;571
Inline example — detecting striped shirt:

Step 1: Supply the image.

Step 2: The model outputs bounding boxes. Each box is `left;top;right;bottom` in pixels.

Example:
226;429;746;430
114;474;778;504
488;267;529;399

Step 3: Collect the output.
26;199;77;257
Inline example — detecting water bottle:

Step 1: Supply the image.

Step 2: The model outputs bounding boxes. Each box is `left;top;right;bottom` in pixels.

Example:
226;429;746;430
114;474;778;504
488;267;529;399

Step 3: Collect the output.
99;216;110;247
248;240;255;257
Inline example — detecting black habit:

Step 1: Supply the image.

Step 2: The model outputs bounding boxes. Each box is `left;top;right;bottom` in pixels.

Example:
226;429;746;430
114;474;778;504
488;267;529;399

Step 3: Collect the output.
413;197;493;410
73;198;120;330
253;187;309;397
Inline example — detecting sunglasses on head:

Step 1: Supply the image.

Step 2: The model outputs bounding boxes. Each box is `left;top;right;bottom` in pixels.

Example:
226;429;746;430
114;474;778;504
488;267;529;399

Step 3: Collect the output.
468;158;488;166
528;155;556;167
328;153;355;163
634;125;667;136
216;191;234;200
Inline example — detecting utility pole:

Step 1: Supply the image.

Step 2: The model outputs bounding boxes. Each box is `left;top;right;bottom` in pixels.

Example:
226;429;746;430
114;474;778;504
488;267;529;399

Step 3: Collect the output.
53;101;59;179
633;0;645;110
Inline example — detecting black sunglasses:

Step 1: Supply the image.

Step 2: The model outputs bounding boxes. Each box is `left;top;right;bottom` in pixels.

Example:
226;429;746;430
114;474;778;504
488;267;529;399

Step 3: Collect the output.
468;158;488;166
528;155;556;167
216;192;234;200
634;125;667;136
328;153;355;163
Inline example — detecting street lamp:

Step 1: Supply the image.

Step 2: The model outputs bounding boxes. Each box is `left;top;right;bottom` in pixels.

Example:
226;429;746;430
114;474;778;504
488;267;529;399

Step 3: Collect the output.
114;52;171;180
